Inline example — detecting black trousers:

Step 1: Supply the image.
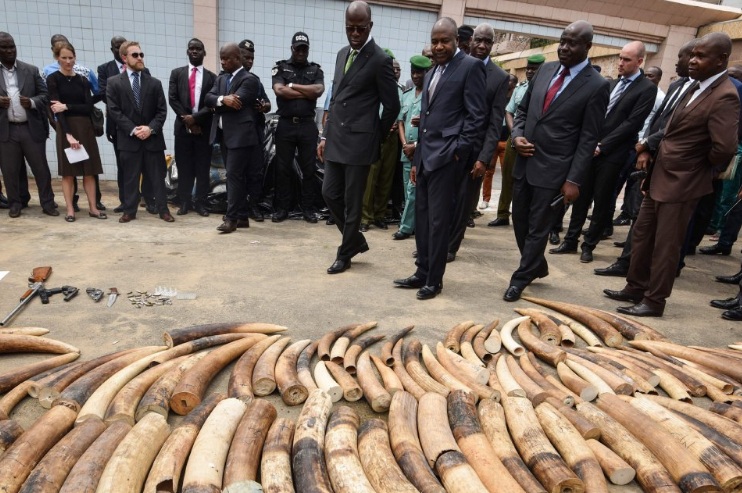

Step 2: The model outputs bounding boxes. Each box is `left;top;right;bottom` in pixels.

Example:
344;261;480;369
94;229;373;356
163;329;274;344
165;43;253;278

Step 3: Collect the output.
73;175;102;204
322;160;370;261
222;143;261;221
119;148;168;216
175;132;212;206
108;136;126;206
415;162;457;288
449;158;481;254
274;118;318;212
0;123;55;209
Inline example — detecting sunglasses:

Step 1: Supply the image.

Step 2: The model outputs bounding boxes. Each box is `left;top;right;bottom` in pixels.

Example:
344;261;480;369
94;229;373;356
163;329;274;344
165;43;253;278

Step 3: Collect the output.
345;24;370;34
129;52;144;59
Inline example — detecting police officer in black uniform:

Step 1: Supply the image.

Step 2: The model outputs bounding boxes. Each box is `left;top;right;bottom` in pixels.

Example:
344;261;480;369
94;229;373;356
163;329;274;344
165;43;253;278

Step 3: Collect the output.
271;32;325;223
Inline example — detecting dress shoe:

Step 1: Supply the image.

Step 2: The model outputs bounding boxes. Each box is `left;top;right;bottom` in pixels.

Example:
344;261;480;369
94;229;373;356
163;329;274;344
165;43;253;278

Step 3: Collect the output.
705;226;717;236
594;262;628;277
487;217;509;227
549;242;577;254
392;231;412;240
194;204;209;216
373;219;388;230
699;243;731;256
145;204;157;215
580;250;593;263
236;218;250;228
0;192;8;208
119;214;136;223
177;205;189;215
350;242;370;258
603;288;643;304
721;307;742;320
359;223;369;232
549;231;560;245
73;202;81;213
9;205;21;218
467;218;475;228
535;265;549;279
716;270;742;284
249;206;264;222
327;258;351;274
217;220;237;233
88;211;107;219
303;211;318;224
160;212;175;222
417;284;442;300
272;210;289;223
447;252;456;263
616;302;663;317
394;274;426;289
614;241;626;248
42;207;60;217
503;285;523;302
602;226;613;239
613;213;630;226
710;297;741;310
113;205;125;213
326;216;335;225
97;202;106;211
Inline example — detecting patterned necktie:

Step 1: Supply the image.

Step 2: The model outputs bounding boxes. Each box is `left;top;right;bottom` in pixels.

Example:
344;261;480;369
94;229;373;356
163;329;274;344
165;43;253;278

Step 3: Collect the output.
542;68;569;113
344;49;357;74
131;72;141;109
189;67;197;108
606;78;630;114
428;66;442;101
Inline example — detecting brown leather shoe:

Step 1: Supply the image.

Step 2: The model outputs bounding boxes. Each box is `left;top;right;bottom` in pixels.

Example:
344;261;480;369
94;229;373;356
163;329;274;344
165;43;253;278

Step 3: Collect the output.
160;212;175;223
217;220;237;233
119;214;136;223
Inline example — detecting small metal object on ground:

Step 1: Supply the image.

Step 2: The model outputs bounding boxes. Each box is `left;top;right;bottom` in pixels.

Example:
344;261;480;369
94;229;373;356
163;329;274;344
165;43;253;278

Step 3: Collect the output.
86;288;104;302
107;288;119;307
126;291;173;309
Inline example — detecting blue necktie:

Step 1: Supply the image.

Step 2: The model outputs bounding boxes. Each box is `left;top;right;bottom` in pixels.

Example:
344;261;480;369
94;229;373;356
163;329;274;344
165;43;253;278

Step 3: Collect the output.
606;78;629;114
131;72;141;109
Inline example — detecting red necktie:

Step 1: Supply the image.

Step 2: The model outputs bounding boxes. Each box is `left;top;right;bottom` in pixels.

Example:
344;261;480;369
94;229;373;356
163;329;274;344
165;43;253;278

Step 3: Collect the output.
543;68;569;113
189;67;198;109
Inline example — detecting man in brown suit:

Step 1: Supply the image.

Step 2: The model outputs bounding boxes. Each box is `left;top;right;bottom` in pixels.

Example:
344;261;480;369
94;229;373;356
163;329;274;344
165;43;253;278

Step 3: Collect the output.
604;32;740;316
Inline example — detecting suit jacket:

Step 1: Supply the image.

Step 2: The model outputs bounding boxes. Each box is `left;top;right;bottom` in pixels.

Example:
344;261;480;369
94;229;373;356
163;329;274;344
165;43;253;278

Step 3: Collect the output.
99;60;151;141
598;72;657;160
649;73;739;203
323;39;400;166
512;61;610;188
205;68;260;148
0;60;49;142
476;59;510;164
414;51;488;171
106;71;167;152
168;65;216;138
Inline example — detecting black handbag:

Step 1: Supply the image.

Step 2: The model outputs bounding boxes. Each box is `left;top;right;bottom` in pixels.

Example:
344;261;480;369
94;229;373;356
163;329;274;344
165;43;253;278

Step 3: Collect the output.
90;106;104;137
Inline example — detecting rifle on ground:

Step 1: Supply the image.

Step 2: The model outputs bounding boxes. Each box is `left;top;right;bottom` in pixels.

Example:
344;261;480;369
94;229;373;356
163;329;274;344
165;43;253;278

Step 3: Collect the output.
0;266;53;327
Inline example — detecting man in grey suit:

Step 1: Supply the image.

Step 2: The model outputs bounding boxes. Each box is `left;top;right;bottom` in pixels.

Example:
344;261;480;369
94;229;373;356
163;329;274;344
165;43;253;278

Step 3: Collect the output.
318;0;400;274
394;18;488;300
0;32;57;218
504;21;610;301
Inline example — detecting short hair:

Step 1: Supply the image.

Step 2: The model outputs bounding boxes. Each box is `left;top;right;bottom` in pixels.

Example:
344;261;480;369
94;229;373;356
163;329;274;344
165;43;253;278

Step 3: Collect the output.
188;38;204;47
119;41;140;58
50;34;68;47
52;41;75;58
647;66;662;78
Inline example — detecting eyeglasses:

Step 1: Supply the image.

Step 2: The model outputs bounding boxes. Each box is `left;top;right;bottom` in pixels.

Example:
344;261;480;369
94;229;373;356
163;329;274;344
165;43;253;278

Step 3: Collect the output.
129;52;144;59
345;24;370;34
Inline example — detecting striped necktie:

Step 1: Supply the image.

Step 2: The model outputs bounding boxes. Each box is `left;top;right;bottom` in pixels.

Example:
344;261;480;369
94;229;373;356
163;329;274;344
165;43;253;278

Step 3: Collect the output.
344;49;357;74
131;72;141;109
606;78;629;114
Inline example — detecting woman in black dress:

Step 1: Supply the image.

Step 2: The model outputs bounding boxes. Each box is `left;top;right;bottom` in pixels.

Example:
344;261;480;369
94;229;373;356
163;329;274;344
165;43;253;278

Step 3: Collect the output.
47;42;105;221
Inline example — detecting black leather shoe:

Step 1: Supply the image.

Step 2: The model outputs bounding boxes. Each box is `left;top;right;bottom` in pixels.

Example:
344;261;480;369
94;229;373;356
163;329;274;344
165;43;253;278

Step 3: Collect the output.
710;297;740;309
602;226;613;239
447;252;456;263
177;204;189;215
249;206;264;222
616;303;663;317
303;211;318;223
194;204;210;217
118;213;136;223
549;242;577;254
236;218;250;228
350;243;370;258
113;205;125;213
327;258;351;274
603;289;643;303
394;275;426;289
373;219;388;230
467;218;475;228
503;285;523;302
721;307;742;320
272;210;288;223
96;202;106;211
594;262;628;277
549;232;560;245
699;243;732;255
580;250;593;263
326;217;335;225
613;214;630;226
42;207;60;217
392;231;412;240
487;217;509;227
0;193;8;208
614;241;626;248
9;205;21;218
360;223;369;232
146;204;157;215
716;270;742;284
417;284;442;300
217;220;237;233
160;211;175;222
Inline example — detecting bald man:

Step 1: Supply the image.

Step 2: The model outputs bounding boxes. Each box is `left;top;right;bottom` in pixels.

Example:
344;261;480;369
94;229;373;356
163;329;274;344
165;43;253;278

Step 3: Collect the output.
604;32;740;316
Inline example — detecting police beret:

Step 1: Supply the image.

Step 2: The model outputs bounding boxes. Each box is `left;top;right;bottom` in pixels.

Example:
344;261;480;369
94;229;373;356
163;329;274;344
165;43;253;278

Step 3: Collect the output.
410;55;432;70
384;48;396;59
458;25;474;40
527;54;545;64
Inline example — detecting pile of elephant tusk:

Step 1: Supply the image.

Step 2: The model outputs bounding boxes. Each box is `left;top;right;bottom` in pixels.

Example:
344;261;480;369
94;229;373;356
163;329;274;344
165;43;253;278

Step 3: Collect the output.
0;299;741;493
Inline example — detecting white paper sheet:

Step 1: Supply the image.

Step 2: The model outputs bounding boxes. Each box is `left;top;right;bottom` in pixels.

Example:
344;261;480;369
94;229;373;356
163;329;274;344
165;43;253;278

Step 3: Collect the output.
64;145;90;164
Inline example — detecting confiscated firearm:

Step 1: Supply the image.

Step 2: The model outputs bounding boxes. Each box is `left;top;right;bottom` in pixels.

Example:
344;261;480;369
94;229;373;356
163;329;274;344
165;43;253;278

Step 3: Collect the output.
0;266;53;327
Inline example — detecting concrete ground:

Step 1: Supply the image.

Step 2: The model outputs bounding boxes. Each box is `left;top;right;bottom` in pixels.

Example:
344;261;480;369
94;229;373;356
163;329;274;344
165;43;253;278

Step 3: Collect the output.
2;177;741;491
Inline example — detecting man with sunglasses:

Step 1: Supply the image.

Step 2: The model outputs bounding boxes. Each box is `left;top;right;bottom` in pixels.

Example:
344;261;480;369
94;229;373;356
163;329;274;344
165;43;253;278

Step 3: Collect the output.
318;0;400;274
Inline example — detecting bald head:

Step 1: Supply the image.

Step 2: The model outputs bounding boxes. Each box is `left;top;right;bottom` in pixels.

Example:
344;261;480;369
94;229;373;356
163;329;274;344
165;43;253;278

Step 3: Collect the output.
689;32;731;81
346;0;371;19
345;1;373;50
558;20;593;68
434;17;458;36
565;20;594;44
471;23;495;61
219;42;242;74
430;17;458;66
618;40;645;78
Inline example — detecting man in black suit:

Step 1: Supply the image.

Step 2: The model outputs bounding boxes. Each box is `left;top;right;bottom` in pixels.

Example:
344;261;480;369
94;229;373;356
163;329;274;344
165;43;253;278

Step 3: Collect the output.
168;38;216;217
0;32;58;218
318;0;400;274
504;20;610;301
394;18;487;300
205;43;261;233
106;41;173;223
448;23;509;261
550;40;657;263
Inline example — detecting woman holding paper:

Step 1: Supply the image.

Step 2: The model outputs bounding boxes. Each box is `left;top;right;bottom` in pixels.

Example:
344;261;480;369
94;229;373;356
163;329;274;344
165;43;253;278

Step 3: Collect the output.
47;42;105;221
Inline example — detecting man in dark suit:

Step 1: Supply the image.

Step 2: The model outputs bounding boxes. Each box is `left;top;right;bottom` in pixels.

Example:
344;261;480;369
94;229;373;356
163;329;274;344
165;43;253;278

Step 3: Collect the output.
318;0;400;274
205;43;261;233
393;18;487;300
448;22;509;261
604;32;739;317
503;20;610;302
550;40;657;263
0;32;58;218
169;38;216;217
106;41;173;223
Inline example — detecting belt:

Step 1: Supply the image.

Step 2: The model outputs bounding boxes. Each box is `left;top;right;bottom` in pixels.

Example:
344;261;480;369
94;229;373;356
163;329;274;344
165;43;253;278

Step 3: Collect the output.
8;121;28;125
280;116;314;123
